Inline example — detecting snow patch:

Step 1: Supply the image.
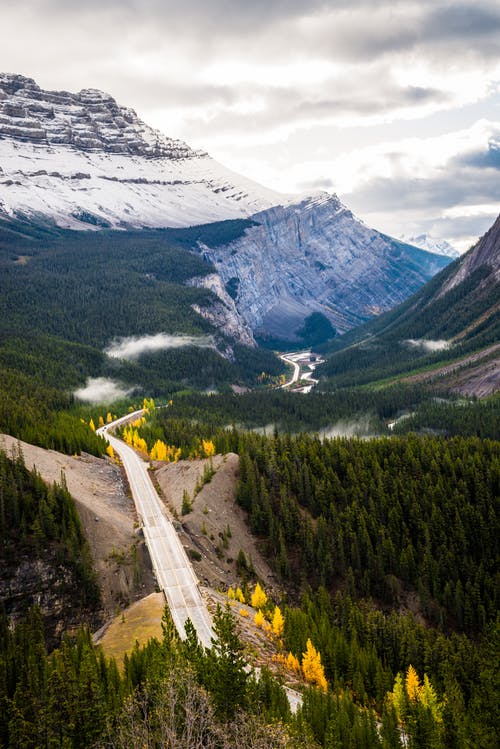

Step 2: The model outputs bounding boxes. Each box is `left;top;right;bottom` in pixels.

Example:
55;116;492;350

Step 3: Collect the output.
105;333;215;361
74;377;133;403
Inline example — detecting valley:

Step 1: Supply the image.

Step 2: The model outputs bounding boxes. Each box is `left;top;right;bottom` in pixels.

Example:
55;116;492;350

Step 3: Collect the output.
0;71;498;749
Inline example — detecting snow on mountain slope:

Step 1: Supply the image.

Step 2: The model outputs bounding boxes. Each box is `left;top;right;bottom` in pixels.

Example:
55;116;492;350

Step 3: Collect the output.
0;73;282;228
401;233;459;259
0;73;454;340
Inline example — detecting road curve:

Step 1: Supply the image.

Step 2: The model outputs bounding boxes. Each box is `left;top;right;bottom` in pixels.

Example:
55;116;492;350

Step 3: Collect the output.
98;413;214;649
99;411;302;711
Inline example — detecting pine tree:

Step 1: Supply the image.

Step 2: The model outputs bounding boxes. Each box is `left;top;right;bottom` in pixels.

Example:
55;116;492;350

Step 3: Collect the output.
207;604;248;719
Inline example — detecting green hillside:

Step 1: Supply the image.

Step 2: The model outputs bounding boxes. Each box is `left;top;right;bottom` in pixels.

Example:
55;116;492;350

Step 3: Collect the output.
318;216;499;391
0;218;283;451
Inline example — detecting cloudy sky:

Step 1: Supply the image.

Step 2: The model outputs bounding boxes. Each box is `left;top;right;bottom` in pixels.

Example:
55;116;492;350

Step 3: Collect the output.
3;0;500;251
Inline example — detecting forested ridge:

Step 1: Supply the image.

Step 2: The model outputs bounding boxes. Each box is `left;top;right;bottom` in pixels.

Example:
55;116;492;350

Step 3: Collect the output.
0;215;498;747
129;407;499;745
0;219;283;454
0;449;101;643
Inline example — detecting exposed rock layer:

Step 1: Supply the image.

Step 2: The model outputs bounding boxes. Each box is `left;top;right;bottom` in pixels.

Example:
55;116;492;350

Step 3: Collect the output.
0;73;452;337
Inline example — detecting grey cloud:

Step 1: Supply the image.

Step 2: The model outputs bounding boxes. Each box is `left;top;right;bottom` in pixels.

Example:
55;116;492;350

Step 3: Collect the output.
15;0;500;61
348;169;500;213
426;2;500;38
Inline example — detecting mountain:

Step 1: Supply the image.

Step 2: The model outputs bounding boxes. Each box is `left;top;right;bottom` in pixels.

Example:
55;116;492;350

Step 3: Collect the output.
320;213;500;395
0;73;280;229
401;233;459;259
0;72;451;342
196;195;451;338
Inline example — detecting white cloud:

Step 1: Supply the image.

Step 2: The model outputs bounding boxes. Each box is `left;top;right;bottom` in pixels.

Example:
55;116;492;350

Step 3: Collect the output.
105;333;215;361
1;0;499;249
405;339;450;352
74;377;133;403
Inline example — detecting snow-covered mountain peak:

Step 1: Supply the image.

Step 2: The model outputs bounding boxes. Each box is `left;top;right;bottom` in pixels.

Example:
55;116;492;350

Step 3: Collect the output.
0;73;285;228
0;72;203;160
401;233;460;259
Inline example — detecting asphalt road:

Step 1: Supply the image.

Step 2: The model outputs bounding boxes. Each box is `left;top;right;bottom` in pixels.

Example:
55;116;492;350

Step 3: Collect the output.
98;413;214;649
99;411;302;711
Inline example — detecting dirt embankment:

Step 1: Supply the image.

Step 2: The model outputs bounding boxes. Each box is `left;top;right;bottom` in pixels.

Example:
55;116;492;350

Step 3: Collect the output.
0;435;156;620
154;453;281;599
402;342;500;397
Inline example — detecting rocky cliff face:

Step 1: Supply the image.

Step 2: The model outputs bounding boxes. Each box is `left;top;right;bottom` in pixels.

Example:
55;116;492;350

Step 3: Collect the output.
0;72;199;158
0;73;453;340
202;194;451;336
439;213;500;297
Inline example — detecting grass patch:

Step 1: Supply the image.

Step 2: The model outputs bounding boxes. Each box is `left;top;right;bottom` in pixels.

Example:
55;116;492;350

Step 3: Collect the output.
98;592;165;667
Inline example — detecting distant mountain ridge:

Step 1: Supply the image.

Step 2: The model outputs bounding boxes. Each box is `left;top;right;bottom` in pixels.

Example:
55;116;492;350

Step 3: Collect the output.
0;72;452;340
320;213;500;395
401;233;459;259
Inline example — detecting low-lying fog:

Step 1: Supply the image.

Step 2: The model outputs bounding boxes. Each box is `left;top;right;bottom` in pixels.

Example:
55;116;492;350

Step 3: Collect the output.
405;338;450;352
105;333;214;361
318;416;375;439
74;377;133;403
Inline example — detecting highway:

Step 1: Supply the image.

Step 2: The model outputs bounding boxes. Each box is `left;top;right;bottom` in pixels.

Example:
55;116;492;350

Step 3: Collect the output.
280;350;324;391
98;413;214;649
98;411;302;710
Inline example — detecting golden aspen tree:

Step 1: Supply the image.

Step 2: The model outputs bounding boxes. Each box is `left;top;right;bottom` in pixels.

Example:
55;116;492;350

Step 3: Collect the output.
143;397;155;412
106;412;113;423
251;582;268;610
98;415;105;427
227;587;235;599
106;444;114;459
235;587;245;604
286;652;301;674
239;608;249;618
387;667;442;725
302;639;327;691
271;606;284;638
89;418;96;432
150;440;168;461
406;664;422;702
254;610;266;629
202;439;216;457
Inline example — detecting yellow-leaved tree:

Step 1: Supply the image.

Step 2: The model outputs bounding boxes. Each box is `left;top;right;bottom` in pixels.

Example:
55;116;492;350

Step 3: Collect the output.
89;418;96;432
254;610;266;629
202;439;216;457
106;412;113;423
406;664;422;703
302;639;327;691
98;415;105;427
235;587;245;604
251;582;267;610
387;665;443;725
143;397;155;412
105;444;114;460
150;440;168;461
271;606;284;638
286;652;301;674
